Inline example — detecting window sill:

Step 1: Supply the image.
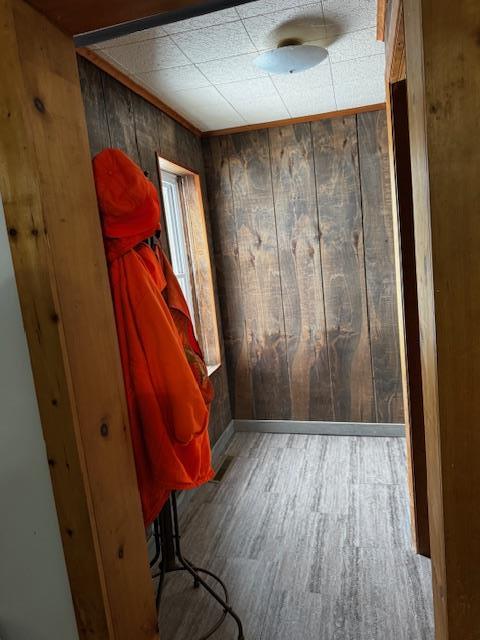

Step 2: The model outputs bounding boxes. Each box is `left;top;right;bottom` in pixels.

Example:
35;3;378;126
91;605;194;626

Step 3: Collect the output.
207;363;221;377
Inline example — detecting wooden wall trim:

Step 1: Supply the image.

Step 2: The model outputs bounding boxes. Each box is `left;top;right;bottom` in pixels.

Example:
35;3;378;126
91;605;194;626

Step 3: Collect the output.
0;1;159;638
203;103;386;137
377;0;387;40
384;81;418;552
386;80;430;556
77;47;202;137
385;0;406;83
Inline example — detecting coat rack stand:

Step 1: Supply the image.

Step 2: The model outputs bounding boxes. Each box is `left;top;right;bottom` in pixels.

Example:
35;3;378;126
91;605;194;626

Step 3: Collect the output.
150;492;245;640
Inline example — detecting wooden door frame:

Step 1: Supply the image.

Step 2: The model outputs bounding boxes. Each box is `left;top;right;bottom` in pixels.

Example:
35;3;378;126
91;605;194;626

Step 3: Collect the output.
388;78;430;557
2;0;479;638
383;0;480;638
383;0;430;557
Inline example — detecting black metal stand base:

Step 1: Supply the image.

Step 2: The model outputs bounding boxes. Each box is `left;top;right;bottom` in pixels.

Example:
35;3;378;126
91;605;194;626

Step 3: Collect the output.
151;492;245;640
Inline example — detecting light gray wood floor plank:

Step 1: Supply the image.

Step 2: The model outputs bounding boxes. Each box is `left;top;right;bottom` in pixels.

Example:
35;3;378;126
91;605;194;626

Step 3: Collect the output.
158;433;434;639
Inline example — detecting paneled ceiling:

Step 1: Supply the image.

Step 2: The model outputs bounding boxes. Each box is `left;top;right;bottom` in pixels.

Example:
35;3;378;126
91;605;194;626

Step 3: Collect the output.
90;0;385;132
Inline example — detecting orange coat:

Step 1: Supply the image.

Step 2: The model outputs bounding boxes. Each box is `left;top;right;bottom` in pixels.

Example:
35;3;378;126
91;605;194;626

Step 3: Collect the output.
93;148;214;525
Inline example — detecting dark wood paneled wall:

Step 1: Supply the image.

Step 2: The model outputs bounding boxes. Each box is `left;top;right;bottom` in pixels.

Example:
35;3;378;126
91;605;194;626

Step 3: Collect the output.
203;110;404;424
77;56;231;444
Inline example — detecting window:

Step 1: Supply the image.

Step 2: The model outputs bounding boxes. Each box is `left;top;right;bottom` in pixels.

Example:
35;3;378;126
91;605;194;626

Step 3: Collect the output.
161;172;196;322
158;156;221;376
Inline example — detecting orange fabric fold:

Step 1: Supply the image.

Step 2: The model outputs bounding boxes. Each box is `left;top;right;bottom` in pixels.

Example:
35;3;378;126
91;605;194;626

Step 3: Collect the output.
93;148;214;525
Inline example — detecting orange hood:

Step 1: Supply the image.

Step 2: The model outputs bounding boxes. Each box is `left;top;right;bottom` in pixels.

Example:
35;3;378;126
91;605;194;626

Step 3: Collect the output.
93;148;160;257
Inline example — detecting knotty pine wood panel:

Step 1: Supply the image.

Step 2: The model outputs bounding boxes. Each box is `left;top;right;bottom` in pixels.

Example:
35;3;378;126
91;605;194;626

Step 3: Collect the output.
268;123;334;420
311;116;376;423
203;136;254;419
77;56;232;445
358;110;404;423
228;131;291;420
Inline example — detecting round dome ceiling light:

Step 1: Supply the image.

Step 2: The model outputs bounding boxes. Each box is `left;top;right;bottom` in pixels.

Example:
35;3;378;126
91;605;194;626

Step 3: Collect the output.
253;39;328;75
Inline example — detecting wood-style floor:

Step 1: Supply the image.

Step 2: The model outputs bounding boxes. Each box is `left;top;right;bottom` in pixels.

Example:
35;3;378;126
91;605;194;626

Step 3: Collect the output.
158;433;434;640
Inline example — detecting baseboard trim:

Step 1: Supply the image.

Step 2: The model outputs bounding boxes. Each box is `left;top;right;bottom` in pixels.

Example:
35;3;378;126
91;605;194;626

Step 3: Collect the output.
233;419;405;438
211;420;236;468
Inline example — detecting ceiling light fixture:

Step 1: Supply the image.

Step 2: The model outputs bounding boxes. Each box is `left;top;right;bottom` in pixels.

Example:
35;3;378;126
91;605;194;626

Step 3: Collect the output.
253;39;328;75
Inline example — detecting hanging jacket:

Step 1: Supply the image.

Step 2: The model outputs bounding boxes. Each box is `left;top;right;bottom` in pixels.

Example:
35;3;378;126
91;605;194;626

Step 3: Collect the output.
93;148;214;526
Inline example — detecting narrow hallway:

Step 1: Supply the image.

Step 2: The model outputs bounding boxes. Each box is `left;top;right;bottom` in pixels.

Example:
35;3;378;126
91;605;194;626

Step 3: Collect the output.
159;433;434;639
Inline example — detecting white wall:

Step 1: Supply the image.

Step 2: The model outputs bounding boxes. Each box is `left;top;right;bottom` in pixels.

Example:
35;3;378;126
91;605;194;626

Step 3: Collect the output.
0;195;79;640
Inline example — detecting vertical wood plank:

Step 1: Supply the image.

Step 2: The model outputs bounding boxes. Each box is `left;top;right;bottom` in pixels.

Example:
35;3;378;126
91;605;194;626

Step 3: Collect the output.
100;71;140;164
189;138;233;442
269;123;333;420
157;111;179;166
130;93;161;191
195;149;234;443
404;0;480;637
78;57;111;156
129;91;171;256
388;79;430;555
228;130;291;420
203;136;253;419
312;117;375;422
358;110;404;423
0;1;159;638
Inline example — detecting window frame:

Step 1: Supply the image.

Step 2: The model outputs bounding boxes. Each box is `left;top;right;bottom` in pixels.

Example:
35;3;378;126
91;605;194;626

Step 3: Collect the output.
157;154;221;376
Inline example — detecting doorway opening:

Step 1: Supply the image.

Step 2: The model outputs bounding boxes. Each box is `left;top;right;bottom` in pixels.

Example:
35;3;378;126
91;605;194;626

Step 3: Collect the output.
76;2;434;637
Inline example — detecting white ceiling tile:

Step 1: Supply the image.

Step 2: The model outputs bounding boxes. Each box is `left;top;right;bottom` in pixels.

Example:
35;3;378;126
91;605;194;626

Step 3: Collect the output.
326;28;384;63
92;2;389;130
334;76;386;110
137;65;210;93
270;57;331;92
94;49;129;73
168;108;242;131
322;0;377;35
165;86;245;129
93;26;167;49
102;36;189;73
199;112;246;131
171;22;255;63
167;85;229;107
236;0;321;19
279;84;336;117
217;77;278;105
242;4;326;51
163;8;240;34
331;53;385;85
197;52;268;84
233;94;290;123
